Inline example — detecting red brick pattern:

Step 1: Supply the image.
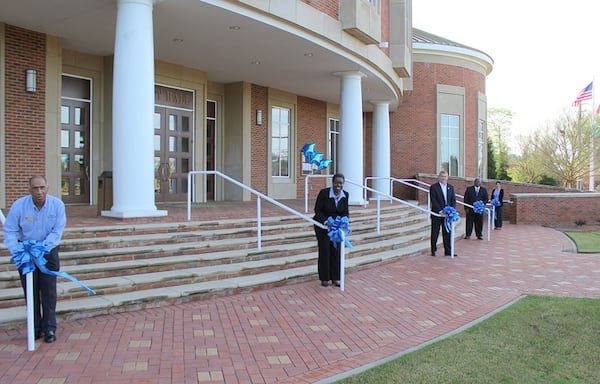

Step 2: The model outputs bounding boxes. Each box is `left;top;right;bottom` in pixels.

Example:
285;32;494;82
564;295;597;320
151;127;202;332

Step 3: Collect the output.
302;0;338;19
3;26;46;204
1;220;598;383
251;84;268;196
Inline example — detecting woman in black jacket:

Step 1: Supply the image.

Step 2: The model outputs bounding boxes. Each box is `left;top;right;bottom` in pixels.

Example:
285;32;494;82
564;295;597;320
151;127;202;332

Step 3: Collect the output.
313;173;349;287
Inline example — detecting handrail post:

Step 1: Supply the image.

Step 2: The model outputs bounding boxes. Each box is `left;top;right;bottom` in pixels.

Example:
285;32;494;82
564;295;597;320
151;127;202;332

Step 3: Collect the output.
450;220;455;259
376;197;381;234
257;197;262;250
305;176;309;213
340;231;345;291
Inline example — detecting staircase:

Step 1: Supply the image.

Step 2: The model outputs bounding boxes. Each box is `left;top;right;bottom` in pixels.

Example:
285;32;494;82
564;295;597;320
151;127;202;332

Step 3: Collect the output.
0;202;458;329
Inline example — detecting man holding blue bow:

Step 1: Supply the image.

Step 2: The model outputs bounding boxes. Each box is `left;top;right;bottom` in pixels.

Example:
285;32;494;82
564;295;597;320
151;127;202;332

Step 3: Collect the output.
3;176;66;343
463;178;489;240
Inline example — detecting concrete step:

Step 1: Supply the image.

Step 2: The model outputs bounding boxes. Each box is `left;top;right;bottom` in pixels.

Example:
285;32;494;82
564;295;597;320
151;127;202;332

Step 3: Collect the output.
0;203;464;328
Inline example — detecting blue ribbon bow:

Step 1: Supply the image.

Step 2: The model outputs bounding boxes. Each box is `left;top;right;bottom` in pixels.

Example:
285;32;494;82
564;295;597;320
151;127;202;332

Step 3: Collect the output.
10;240;96;295
442;206;460;232
473;200;486;214
491;197;501;207
327;216;353;249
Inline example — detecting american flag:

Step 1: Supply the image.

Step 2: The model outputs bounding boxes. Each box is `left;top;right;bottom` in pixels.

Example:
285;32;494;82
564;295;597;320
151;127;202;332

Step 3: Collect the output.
572;82;593;106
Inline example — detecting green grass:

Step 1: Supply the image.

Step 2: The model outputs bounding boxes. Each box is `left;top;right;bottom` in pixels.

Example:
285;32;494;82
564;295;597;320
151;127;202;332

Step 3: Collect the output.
336;296;600;384
564;231;600;253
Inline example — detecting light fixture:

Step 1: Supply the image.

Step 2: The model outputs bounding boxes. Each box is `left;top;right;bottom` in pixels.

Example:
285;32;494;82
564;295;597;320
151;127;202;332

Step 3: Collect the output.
256;110;263;126
26;69;37;93
378;41;389;48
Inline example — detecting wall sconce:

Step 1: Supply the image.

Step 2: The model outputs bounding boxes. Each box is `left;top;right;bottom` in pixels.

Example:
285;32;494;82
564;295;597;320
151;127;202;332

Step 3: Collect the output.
26;69;37;93
256;109;263;126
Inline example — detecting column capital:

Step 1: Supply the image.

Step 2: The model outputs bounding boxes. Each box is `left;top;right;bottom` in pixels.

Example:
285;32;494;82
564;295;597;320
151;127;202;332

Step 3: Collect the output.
332;71;366;79
369;100;391;106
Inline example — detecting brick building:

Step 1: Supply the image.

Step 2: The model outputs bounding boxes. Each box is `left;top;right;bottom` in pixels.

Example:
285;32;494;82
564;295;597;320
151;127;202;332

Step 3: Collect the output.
0;0;493;217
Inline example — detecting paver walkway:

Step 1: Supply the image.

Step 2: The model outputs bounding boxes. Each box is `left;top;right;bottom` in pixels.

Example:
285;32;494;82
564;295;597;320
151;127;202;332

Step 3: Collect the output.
1;205;599;384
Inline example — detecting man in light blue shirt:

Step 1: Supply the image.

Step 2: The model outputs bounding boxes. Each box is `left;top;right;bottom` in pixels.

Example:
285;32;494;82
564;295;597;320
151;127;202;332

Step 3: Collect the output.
3;176;66;343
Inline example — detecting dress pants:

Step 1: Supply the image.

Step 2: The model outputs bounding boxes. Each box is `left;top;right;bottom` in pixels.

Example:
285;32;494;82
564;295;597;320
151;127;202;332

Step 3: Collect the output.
494;206;503;228
19;246;59;333
465;210;484;237
431;216;451;255
314;226;340;282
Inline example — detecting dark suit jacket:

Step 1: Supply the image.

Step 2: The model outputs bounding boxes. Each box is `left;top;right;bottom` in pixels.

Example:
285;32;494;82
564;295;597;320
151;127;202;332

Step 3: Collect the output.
464;185;489;211
491;188;504;206
313;187;349;224
429;182;456;216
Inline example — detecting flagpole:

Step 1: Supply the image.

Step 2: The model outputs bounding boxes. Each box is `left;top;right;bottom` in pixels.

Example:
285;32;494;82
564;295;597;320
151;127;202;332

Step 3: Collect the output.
591;78;596;191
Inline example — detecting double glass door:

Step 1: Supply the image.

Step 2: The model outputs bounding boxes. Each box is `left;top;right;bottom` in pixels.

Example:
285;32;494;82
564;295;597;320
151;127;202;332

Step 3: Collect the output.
154;107;193;202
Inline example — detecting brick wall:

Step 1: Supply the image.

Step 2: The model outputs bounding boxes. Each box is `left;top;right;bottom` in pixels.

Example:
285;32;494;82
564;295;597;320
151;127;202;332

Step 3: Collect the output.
512;193;600;226
414;174;595;226
297;96;328;196
3;26;47;206
251;84;268;196
390;62;486;185
301;0;338;19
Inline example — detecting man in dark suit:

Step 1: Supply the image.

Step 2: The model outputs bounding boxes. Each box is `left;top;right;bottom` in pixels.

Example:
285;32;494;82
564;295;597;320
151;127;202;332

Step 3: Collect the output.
463;178;489;240
429;170;457;256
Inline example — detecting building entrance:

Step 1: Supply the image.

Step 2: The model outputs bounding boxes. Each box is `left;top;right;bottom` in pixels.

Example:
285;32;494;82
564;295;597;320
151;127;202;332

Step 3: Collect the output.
154;86;194;202
60;76;91;204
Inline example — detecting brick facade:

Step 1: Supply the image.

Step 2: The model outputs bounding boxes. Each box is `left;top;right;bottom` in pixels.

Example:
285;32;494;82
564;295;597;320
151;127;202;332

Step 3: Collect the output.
3;26;46;204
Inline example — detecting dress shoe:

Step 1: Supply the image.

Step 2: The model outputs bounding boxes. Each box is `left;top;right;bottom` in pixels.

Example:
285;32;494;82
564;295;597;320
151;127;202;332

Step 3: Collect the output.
464;236;470;240
35;330;42;340
445;253;457;257
477;236;483;240
333;280;340;287
320;280;330;287
44;330;56;343
430;252;436;257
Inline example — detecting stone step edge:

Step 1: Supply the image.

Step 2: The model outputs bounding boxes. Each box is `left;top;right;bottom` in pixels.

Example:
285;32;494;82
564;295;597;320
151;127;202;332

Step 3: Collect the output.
0;241;432;327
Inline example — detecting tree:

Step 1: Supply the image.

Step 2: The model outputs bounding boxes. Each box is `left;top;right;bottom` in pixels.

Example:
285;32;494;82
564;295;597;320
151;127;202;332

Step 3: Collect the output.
513;110;592;188
487;138;497;179
487;108;513;180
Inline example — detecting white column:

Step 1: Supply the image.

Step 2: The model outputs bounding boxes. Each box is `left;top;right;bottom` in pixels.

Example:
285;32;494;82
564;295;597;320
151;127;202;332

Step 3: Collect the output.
104;0;166;218
334;71;365;205
371;101;391;200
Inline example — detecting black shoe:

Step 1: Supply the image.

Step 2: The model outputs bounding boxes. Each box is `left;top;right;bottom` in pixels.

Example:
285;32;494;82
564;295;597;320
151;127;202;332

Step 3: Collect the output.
445;253;457;257
430;252;436;256
464;236;470;240
44;330;56;343
477;236;483;240
321;280;330;287
35;330;42;340
333;280;340;287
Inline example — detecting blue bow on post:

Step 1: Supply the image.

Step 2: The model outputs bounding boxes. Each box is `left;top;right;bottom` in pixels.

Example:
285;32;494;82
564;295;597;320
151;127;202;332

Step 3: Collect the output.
10;240;96;295
442;206;460;232
327;216;353;249
473;200;486;214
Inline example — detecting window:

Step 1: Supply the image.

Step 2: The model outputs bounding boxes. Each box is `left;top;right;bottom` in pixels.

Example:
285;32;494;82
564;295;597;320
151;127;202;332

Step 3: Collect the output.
477;119;486;178
440;114;460;176
329;118;340;174
271;106;291;177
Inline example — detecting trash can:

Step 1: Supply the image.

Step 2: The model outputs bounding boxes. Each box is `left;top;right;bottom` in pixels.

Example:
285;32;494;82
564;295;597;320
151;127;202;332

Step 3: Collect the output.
97;171;113;215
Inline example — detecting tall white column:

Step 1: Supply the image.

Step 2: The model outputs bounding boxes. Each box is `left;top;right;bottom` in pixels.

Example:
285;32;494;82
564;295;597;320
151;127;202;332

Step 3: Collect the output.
105;0;166;218
371;101;391;200
334;71;365;205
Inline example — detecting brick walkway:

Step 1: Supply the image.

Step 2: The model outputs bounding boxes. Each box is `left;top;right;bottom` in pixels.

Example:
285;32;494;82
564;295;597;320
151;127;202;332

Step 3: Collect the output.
1;203;599;384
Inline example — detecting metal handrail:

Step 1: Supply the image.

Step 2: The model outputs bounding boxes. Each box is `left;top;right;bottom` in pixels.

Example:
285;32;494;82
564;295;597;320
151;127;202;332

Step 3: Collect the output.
187;171;326;250
304;174;457;257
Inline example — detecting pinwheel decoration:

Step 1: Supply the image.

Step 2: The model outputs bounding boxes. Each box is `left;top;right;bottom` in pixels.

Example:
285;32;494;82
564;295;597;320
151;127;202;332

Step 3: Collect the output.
301;143;332;173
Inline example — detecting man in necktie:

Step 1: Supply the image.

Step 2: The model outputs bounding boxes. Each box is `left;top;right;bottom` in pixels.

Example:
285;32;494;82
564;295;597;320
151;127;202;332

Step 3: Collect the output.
464;178;489;240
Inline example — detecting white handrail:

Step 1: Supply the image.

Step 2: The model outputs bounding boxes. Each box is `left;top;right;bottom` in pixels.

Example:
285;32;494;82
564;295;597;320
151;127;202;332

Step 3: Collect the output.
187;171;326;250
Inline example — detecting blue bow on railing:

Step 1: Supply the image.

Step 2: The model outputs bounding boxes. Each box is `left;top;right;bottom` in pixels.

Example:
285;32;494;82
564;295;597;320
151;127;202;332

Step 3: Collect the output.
491;198;501;207
473;200;486;214
327;216;353;249
10;240;96;295
442;206;460;232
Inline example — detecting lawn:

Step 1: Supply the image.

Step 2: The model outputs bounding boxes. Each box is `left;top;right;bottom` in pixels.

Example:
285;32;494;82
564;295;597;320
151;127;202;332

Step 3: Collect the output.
336;232;600;384
564;231;600;253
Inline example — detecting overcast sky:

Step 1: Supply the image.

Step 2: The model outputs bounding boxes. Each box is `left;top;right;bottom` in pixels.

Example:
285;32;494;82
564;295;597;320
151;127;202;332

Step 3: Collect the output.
412;0;600;149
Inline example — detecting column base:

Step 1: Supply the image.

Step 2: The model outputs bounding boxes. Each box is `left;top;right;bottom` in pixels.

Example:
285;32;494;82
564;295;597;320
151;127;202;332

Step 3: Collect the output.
101;209;168;219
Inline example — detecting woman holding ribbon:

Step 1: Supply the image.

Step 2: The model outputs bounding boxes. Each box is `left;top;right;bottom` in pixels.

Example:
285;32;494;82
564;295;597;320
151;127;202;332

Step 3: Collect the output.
313;173;349;287
491;181;504;230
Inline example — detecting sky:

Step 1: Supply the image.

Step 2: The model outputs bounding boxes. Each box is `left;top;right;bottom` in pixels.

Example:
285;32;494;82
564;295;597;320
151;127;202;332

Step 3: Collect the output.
412;0;600;151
